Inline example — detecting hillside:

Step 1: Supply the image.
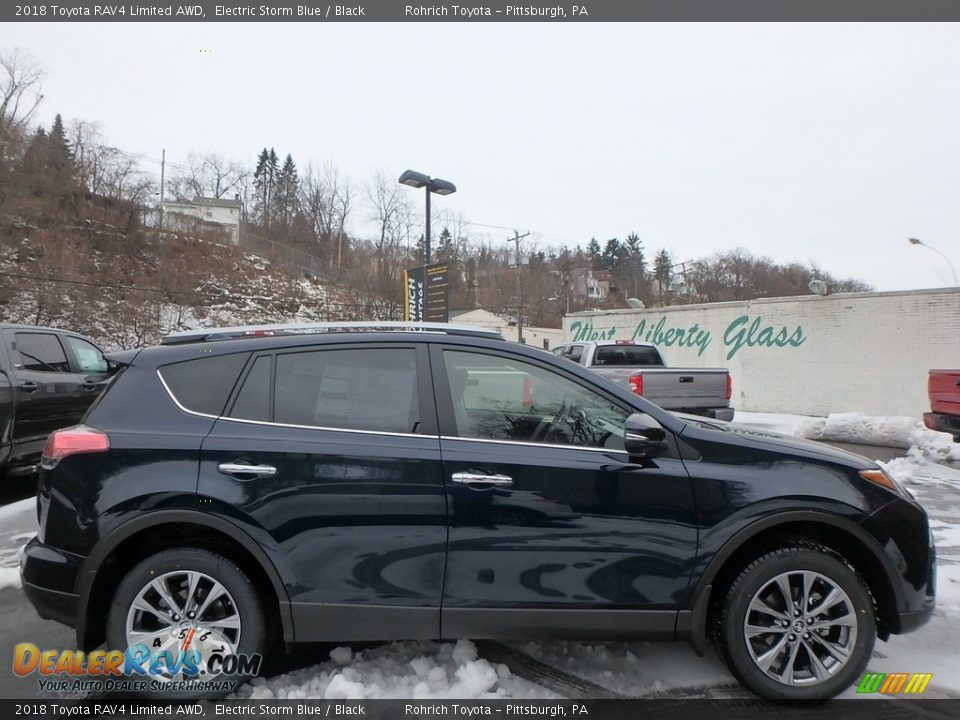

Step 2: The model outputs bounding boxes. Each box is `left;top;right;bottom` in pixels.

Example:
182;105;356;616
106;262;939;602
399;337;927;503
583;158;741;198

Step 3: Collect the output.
0;210;366;349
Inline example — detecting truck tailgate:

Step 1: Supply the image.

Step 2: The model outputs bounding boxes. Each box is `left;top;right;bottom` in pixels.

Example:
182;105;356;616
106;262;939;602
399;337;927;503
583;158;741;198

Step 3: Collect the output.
929;370;960;416
639;369;729;409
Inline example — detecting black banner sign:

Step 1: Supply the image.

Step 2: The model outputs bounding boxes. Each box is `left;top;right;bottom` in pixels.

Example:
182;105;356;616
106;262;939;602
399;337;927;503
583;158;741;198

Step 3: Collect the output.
404;262;449;323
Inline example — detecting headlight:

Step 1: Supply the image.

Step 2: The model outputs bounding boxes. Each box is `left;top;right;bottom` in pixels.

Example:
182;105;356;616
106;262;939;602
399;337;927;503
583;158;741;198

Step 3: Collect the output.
859;468;909;497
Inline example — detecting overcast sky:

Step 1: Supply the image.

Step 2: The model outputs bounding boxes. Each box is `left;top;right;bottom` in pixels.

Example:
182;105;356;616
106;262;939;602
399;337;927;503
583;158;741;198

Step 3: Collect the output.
8;22;960;291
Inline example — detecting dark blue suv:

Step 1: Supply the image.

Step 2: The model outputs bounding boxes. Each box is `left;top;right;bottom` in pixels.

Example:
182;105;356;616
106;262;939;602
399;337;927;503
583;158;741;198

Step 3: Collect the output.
20;323;935;700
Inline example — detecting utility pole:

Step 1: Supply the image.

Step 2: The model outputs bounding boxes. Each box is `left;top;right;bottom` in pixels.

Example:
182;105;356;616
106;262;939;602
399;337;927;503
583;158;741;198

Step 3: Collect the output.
508;230;530;343
158;148;166;233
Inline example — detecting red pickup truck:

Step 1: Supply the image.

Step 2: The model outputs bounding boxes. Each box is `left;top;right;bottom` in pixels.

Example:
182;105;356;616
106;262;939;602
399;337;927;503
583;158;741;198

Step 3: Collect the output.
924;369;960;440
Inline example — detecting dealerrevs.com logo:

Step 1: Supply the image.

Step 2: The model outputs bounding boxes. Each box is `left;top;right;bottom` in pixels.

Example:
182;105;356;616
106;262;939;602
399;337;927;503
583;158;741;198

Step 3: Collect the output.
857;672;933;694
13;639;263;694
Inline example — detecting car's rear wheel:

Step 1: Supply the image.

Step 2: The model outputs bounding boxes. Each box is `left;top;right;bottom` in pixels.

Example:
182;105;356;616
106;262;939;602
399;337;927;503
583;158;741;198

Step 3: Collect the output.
717;545;876;700
106;548;266;699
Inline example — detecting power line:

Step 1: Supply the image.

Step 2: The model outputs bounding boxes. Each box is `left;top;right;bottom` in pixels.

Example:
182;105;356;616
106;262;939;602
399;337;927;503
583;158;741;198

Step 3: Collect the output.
0;270;293;303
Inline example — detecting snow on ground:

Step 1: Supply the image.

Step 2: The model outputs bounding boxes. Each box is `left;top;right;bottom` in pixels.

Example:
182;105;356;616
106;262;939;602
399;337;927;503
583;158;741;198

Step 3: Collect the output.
237;640;554;700
0;498;33;591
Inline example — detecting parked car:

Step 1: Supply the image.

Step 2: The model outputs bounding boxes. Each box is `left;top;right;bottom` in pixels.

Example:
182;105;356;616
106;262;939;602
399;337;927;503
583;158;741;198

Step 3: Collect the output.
553;340;734;420
923;369;960;441
0;324;112;478
22;322;934;700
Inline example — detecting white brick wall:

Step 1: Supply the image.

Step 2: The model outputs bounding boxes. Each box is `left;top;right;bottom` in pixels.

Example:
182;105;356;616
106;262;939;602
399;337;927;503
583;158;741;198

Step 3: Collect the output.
562;288;960;417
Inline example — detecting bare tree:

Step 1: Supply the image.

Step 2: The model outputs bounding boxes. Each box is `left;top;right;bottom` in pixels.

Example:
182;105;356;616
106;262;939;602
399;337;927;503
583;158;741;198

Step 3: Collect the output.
169;152;246;201
300;163;351;268
0;48;44;156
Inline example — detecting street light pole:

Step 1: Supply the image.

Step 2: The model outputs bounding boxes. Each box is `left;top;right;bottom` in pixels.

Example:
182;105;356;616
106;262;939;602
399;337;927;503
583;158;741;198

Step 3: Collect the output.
425;186;431;264
908;237;958;286
398;169;456;267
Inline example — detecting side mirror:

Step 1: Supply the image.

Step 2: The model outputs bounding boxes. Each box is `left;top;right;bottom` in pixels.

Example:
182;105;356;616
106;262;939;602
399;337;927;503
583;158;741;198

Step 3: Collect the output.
624;413;667;457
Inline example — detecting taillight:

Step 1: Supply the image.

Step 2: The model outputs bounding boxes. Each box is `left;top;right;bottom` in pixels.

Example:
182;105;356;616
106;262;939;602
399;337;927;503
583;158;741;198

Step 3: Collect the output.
628;373;644;395
725;374;733;400
40;426;109;470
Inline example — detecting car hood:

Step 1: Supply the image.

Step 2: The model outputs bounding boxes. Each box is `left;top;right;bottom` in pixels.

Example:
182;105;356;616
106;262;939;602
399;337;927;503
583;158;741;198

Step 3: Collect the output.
676;414;876;468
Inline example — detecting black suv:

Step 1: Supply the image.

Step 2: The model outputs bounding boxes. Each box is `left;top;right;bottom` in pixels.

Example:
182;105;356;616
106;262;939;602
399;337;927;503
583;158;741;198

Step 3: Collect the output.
21;323;935;700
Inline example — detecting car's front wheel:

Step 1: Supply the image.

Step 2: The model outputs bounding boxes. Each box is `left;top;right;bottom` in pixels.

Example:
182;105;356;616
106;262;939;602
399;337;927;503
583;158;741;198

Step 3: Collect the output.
717;544;876;700
106;548;266;699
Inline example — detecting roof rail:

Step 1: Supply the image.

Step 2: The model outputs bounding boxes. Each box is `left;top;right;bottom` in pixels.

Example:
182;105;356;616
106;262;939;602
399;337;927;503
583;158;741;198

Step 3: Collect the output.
160;321;504;346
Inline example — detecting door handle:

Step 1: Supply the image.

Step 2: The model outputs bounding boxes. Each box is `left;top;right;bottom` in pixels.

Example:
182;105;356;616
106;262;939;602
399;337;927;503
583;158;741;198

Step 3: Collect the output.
452;472;513;487
20;381;38;393
217;462;277;479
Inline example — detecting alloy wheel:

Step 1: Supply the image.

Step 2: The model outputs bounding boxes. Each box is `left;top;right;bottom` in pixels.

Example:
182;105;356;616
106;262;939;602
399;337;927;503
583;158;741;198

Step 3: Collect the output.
743;570;858;686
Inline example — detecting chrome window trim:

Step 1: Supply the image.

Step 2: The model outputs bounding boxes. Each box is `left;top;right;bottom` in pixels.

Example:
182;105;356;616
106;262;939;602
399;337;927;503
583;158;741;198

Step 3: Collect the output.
158;368;436;439
219;415;436;440
156;369;220;420
439;434;628;456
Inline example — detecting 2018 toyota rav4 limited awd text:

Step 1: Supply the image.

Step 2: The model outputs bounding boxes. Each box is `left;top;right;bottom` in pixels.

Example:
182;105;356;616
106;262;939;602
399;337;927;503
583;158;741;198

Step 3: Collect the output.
20;323;935;700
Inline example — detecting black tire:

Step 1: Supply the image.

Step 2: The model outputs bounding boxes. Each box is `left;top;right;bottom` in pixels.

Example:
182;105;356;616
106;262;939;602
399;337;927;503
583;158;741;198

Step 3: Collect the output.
106;548;266;700
716;544;876;701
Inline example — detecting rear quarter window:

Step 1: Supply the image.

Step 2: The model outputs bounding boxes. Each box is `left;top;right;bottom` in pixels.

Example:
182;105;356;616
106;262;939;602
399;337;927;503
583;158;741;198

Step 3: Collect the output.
158;353;249;416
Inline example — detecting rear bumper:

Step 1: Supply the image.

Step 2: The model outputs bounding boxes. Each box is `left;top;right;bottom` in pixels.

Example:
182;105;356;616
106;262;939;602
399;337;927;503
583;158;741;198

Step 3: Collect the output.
21;581;78;628
924;412;960;438
19;536;82;629
681;407;735;422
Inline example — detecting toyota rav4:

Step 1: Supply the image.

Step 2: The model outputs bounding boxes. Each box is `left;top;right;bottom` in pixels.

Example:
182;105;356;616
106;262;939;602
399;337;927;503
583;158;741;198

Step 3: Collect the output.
20;322;935;700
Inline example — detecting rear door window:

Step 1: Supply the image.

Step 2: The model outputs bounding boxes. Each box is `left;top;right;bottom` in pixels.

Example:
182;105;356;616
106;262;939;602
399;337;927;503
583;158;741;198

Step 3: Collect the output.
14;333;70;373
159;353;249;416
273;348;419;434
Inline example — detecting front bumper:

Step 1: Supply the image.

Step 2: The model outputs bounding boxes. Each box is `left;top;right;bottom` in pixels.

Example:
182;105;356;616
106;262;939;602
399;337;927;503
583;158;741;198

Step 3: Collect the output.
924;412;960;439
861;498;936;636
19;536;82;629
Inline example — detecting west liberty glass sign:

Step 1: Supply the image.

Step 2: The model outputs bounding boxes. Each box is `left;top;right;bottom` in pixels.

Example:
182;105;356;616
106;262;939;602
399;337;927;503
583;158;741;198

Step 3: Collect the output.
569;314;806;360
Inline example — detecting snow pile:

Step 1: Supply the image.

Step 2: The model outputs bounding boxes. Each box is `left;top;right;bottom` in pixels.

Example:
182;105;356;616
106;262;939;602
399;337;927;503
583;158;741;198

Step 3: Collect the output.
797;412;930;449
882;445;960;487
0;567;21;591
238;640;549;700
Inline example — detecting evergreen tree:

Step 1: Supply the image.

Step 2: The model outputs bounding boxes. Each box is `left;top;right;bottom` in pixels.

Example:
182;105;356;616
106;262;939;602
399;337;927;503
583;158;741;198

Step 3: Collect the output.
18;115;78;201
624;232;647;298
436;227;455;263
253;148;279;227
414;233;426;264
276;153;299;230
586;238;601;269
653;249;673;304
601;238;628;273
46;114;77;194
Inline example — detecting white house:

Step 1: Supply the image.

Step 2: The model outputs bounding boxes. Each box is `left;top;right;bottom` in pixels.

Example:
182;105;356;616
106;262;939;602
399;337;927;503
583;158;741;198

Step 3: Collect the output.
162;196;242;244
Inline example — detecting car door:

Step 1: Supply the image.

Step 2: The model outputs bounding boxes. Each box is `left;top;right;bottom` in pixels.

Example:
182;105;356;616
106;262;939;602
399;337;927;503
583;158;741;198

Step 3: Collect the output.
433;344;698;640
3;329;84;453
198;342;447;642
60;333;112;416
